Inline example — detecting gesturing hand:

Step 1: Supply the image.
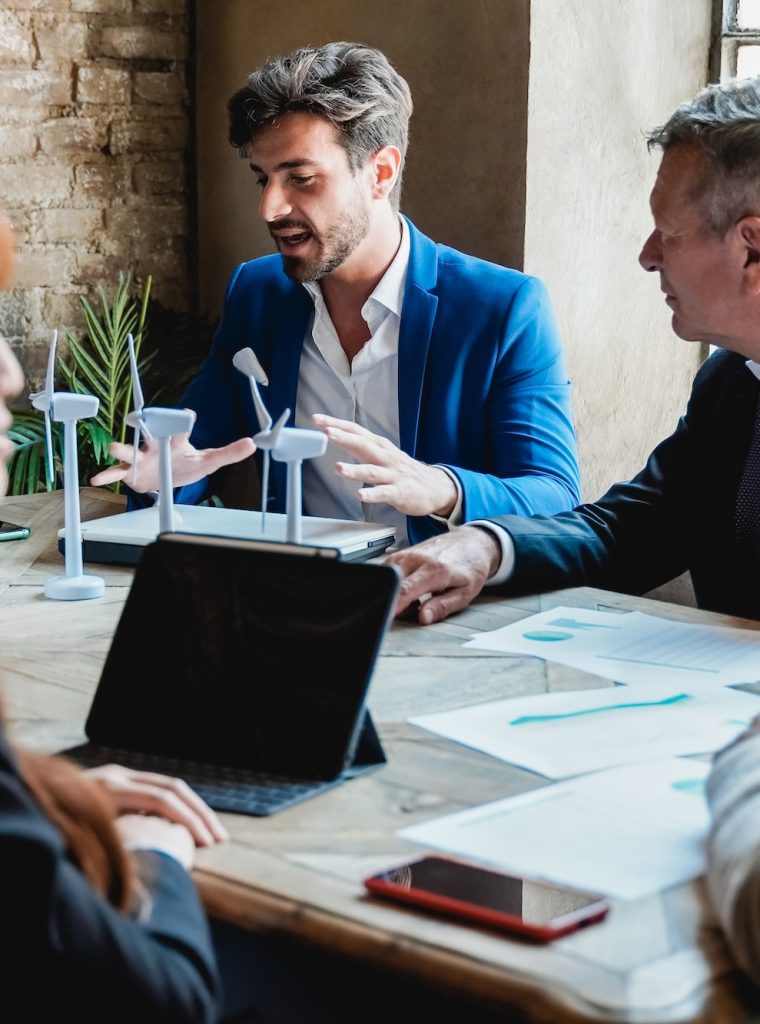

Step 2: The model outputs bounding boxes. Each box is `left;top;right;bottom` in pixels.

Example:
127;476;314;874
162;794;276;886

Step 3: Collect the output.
312;414;458;517
90;425;256;494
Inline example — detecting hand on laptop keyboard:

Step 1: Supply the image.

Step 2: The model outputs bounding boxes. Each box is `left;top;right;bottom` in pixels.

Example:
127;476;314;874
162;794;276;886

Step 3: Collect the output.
85;762;229;846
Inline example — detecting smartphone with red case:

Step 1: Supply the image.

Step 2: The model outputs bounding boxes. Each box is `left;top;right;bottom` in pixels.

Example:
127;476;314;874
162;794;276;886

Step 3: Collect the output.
364;855;611;941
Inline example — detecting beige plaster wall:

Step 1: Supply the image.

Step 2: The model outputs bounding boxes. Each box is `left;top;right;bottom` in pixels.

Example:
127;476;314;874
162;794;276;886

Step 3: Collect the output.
195;0;530;319
525;0;713;500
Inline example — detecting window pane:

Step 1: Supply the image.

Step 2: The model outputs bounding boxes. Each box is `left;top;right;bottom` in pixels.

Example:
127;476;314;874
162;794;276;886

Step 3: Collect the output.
738;0;760;28
737;43;760;76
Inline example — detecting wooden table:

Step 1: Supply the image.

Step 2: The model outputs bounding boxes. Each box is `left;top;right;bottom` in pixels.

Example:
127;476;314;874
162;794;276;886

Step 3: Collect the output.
2;488;759;1024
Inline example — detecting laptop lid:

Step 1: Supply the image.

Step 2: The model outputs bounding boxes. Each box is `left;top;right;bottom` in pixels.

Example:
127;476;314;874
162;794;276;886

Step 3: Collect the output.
83;532;400;782
62;505;396;566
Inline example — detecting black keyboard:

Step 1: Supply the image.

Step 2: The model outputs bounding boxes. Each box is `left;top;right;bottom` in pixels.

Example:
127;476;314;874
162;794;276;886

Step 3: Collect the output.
62;743;338;816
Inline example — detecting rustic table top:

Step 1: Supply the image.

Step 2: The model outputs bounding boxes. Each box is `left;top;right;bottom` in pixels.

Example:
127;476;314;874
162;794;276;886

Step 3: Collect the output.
2;488;759;1023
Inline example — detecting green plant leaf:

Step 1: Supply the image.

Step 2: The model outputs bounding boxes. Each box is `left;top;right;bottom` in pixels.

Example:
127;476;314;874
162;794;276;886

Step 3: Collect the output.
7;411;62;493
7;272;212;496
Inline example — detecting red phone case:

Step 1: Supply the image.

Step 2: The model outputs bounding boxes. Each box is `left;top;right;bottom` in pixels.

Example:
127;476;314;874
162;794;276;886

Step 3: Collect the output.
364;856;610;941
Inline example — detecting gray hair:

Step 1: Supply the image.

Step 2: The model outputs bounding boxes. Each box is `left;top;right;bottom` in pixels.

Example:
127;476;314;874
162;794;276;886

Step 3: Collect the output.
227;41;413;211
646;76;760;236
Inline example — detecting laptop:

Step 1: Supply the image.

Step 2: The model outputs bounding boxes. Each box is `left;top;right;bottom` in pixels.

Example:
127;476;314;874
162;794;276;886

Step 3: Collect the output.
63;532;400;816
60;505;396;566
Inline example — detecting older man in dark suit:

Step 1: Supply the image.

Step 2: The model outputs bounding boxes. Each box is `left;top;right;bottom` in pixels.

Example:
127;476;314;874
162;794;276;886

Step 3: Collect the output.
390;75;760;626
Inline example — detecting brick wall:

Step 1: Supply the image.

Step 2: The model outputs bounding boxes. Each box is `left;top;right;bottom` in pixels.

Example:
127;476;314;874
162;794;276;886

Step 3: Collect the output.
0;0;191;389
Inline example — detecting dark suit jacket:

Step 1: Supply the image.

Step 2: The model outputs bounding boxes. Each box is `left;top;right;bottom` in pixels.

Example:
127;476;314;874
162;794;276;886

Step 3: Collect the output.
170;217;580;544
492;349;760;620
1;727;220;1022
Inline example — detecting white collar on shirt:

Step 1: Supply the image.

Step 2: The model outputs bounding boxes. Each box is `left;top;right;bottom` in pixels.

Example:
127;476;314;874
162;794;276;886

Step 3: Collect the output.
747;359;760;381
302;216;410;334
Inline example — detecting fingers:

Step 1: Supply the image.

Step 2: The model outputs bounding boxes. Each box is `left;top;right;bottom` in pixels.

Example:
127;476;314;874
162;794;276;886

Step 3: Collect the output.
107;442;139;462
88;764;228;847
314;415;396;463
312;414;373;438
323;428;390;464
388;554;450;615
199;437;256;477
357;484;398;505
90;441;137;487
219;437;257;462
90;464;129;487
335;461;389;482
386;527;499;622
418;586;478;625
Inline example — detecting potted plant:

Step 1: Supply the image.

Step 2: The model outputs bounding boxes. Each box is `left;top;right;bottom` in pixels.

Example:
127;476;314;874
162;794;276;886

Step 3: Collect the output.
8;276;217;496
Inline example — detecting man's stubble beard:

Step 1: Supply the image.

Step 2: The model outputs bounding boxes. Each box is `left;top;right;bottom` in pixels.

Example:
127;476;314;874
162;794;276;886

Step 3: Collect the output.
281;194;371;283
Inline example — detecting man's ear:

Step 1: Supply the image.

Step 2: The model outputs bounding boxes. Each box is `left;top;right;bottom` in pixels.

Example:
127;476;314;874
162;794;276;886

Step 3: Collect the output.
738;216;760;293
368;146;401;200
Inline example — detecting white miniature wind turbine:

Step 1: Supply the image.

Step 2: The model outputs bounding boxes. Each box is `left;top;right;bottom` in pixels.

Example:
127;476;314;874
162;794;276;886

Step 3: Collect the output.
30;330;105;600
124;334;195;535
233;347;327;544
232;347;288;534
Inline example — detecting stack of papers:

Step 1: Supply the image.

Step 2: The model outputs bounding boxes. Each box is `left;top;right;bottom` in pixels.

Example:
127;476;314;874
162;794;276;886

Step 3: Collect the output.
399;758;710;901
401;607;760;899
464;606;760;687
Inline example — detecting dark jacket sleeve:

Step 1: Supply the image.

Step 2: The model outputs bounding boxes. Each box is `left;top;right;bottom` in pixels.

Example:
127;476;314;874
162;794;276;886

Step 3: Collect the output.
490;349;738;600
1;731;220;1023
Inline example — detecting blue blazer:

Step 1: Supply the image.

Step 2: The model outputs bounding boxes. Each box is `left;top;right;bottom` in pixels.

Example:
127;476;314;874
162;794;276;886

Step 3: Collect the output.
176;217;580;544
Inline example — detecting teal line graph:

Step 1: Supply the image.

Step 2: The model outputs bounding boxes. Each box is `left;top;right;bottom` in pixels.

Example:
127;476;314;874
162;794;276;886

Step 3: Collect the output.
509;692;693;726
547;617;623;631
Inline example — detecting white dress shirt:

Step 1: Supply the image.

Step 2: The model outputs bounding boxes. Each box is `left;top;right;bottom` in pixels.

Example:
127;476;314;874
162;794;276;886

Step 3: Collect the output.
295;220;414;546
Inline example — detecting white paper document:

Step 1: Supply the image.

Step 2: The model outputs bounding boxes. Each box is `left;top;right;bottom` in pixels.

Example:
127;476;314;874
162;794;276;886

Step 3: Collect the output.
409;683;760;778
399;758;710;900
465;607;760;687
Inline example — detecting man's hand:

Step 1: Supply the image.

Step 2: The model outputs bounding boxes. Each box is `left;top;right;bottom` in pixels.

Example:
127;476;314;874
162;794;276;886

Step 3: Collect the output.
312;414;458;517
90;426;256;494
85;763;228;848
386;525;502;624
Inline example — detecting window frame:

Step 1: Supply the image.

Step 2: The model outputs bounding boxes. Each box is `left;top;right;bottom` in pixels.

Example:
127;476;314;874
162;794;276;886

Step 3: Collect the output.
715;0;760;79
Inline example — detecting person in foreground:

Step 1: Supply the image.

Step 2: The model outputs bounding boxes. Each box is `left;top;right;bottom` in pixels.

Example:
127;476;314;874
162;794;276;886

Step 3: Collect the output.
388;74;760;622
0;214;227;1021
91;40;580;548
706;713;760;982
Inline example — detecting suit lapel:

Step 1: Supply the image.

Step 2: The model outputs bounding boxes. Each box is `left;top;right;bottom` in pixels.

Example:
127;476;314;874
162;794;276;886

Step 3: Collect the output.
398;219;439;457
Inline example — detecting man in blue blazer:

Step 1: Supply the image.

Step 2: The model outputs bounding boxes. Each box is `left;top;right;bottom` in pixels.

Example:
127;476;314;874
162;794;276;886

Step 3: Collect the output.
93;42;579;547
389;76;760;619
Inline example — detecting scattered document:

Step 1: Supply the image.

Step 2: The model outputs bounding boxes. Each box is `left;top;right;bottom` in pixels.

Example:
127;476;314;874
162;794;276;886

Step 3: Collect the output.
409;682;760;778
399;758;710;900
465;607;760;688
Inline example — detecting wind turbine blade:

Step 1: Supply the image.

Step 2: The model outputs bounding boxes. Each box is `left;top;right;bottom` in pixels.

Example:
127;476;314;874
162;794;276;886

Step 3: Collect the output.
44;329;57;399
43;412;54;487
248;379;273;434
40;330;57;485
232;348;272;433
127;333;145;412
269;408;290;448
131;423;141;487
260;451;269;535
232;347;269;385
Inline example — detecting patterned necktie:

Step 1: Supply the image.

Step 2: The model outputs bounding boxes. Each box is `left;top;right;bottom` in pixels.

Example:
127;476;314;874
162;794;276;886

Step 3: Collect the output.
736;392;760;555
